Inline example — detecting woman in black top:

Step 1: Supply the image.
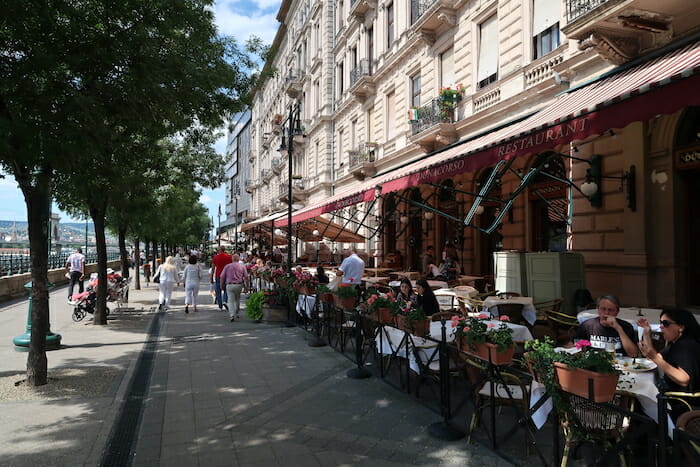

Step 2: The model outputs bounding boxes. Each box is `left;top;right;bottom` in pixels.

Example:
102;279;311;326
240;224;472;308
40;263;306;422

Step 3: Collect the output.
415;278;440;316
638;307;700;418
315;266;330;284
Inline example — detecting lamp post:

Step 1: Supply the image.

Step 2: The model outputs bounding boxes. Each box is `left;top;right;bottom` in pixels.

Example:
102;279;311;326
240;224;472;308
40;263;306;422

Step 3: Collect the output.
277;101;302;274
233;192;240;252
217;203;222;247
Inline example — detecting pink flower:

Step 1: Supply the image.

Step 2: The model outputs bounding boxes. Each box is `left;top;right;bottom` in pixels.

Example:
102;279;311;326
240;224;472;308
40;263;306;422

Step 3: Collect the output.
499;315;510;322
450;315;460;328
478;313;489;320
575;339;592;350
367;296;376;305
386;291;394;299
487;323;495;328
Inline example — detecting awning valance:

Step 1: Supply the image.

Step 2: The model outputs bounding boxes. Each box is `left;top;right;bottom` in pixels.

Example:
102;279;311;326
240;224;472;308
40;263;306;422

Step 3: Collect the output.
274;215;365;243
284;39;700;224
239;211;286;233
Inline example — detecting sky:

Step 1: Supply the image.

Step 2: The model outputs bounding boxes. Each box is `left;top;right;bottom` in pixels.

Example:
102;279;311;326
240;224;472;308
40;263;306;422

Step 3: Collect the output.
0;0;281;229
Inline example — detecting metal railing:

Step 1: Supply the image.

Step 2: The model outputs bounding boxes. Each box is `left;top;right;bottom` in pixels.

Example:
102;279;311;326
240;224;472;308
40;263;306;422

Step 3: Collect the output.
348;143;377;168
410;0;437;23
0;251;121;276
566;0;609;22
350;59;373;87
410;97;457;135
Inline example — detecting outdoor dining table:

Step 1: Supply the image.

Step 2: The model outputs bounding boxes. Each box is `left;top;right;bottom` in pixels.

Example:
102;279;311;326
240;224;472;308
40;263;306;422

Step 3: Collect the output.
392;271;421;281
375;320;533;374
482;296;537;326
364;267;395;277
457;275;484;286
387;279;448;290
362;276;391;286
296;293;316;319
529;351;674;437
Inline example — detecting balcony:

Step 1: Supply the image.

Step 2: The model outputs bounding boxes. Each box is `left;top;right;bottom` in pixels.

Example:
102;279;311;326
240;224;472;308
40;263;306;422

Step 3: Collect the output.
348;143;378;180
244;179;257;193
349;0;377;19
271;157;283;174
261;132;273;149
349;59;376;103
410;0;457;45
284;69;304;98
408;98;458;152
278;178;308;203
260;169;272;183
561;0;677;65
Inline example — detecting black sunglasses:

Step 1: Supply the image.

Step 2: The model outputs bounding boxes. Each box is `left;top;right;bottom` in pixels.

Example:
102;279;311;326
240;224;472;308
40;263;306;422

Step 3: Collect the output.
660;320;677;327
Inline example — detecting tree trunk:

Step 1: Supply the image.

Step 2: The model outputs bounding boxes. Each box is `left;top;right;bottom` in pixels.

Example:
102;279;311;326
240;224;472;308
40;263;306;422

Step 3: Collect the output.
134;237;141;290
17;168;52;386
118;225;129;278
91;208;109;325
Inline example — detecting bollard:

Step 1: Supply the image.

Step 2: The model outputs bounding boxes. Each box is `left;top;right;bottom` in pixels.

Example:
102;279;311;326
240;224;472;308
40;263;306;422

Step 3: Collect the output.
13;281;62;351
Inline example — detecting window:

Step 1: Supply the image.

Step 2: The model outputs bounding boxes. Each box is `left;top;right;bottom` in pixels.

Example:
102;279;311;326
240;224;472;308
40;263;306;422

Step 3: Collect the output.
367;106;374;142
338;0;344;30
386;91;396;139
338;61;344;94
367;26;374;64
532;0;560;59
410;74;421;108
314;80;320;112
440;47;454;89
477;15;498;89
387;2;394;47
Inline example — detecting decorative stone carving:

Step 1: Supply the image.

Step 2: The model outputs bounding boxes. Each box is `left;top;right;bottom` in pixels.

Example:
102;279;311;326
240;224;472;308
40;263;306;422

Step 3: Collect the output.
579;31;641;65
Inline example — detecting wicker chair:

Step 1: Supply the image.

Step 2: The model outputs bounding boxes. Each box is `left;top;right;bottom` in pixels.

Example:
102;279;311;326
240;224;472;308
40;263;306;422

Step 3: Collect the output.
497;291;522;299
561;393;635;467
676;410;700;463
457;296;485;315
545;310;580;347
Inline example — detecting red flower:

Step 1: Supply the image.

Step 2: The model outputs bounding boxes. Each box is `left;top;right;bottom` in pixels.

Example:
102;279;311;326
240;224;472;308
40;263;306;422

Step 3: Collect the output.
499;315;510;322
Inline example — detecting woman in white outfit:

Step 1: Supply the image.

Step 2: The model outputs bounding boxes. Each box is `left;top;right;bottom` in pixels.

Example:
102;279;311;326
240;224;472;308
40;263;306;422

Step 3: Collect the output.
182;255;201;314
154;256;179;311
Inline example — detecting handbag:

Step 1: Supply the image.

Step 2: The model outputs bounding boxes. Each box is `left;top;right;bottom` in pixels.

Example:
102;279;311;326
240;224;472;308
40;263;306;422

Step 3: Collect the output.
153;271;160;284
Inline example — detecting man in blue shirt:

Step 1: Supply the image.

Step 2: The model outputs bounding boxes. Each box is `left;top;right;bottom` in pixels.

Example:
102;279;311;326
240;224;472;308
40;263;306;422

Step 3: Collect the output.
337;248;365;285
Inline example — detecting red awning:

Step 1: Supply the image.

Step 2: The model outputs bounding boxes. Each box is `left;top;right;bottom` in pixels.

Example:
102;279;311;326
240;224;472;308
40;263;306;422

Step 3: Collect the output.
285;39;700;224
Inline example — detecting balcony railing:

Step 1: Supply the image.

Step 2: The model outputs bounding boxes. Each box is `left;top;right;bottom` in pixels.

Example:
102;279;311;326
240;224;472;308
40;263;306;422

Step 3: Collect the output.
271;157;282;173
410;0;437;23
260;169;271;181
348;143;377;168
350;59;373;87
566;0;609;22
409;97;457;135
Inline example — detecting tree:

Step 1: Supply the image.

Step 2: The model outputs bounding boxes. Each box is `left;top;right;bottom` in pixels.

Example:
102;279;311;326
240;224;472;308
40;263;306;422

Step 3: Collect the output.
0;0;262;384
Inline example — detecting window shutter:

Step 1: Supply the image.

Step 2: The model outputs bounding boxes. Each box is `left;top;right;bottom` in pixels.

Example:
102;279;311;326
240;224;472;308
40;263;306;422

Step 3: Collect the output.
440;47;454;88
533;0;560;36
477;16;498;82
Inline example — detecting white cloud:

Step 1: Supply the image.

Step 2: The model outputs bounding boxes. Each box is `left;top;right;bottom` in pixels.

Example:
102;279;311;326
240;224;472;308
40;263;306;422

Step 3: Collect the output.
214;0;280;44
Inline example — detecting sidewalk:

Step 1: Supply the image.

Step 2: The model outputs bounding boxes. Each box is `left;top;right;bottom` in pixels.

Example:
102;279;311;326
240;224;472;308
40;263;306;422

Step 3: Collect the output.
0;271;512;466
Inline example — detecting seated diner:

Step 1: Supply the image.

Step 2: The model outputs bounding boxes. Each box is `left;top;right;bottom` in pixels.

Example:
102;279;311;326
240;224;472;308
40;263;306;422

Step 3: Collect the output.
415;278;440;316
396;278;417;309
638;307;700;419
572;294;638;357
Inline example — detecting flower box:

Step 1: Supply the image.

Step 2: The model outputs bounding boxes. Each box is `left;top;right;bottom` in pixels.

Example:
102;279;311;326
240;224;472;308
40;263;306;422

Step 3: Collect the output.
396;315;430;337
459;339;515;366
553;362;619;403
334;295;357;309
319;292;335;303
377;307;395;325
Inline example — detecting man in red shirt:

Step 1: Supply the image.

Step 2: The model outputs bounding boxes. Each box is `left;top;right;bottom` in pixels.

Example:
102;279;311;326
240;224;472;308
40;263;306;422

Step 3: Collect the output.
212;246;232;311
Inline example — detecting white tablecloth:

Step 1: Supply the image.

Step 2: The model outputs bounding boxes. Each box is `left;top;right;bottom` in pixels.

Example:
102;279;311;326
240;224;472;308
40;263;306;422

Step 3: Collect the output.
375;321;455;374
482;296;537;326
296;294;316;318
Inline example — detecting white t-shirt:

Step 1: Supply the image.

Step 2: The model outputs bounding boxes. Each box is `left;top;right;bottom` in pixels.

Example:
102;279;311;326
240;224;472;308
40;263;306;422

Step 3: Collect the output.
338;253;365;284
67;252;85;272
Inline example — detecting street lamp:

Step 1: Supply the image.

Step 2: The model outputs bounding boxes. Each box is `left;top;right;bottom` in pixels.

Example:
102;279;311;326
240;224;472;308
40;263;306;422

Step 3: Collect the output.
233;191;241;252
277;101;302;275
217;203;222;247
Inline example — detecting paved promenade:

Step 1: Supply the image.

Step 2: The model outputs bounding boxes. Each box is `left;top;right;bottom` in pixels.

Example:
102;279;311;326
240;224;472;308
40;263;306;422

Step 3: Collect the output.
0;270;512;466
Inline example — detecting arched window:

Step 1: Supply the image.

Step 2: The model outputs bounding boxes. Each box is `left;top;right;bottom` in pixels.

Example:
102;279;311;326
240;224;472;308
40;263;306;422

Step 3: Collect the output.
528;152;569;252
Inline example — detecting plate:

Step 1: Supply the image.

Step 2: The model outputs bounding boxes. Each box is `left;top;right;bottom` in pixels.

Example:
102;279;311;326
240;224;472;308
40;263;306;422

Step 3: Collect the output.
616;357;657;372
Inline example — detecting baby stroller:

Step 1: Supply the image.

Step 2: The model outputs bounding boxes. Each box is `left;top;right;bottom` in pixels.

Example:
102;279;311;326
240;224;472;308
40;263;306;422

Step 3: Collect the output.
71;280;109;322
70;271;127;322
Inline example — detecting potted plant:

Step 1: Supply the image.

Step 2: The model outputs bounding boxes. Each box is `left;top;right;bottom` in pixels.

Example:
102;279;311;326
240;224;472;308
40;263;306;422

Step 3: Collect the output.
452;314;515;365
262;289;287;322
246;291;265;322
438;84;465;103
294;271;318;296
332;283;359;309
395;304;429;336
317;284;335;303
524;338;620;404
366;291;398;325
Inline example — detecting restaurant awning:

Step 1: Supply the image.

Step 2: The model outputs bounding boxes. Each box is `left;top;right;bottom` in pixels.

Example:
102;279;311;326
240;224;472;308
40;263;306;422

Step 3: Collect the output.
239;211;286;233
286;38;700;224
274;215;365;243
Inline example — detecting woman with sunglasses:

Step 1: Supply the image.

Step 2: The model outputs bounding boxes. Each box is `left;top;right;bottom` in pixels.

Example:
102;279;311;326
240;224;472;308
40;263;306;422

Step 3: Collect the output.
638;308;700;396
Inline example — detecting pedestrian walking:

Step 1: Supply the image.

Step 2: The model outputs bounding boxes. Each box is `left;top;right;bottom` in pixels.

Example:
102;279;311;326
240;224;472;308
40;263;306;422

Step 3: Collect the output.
66;247;86;301
143;261;151;286
211;246;232;311
182;255;201;313
153;256;179;311
219;254;249;322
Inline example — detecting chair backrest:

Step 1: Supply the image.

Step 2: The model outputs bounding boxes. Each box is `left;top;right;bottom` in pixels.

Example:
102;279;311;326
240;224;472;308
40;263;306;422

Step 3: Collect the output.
433;292;456;311
497;291;521;299
678;410;700;434
457;296;484;314
497;303;526;324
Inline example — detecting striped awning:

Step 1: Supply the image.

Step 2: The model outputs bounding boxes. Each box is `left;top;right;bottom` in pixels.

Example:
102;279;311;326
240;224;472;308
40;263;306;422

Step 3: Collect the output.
286;38;700;225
